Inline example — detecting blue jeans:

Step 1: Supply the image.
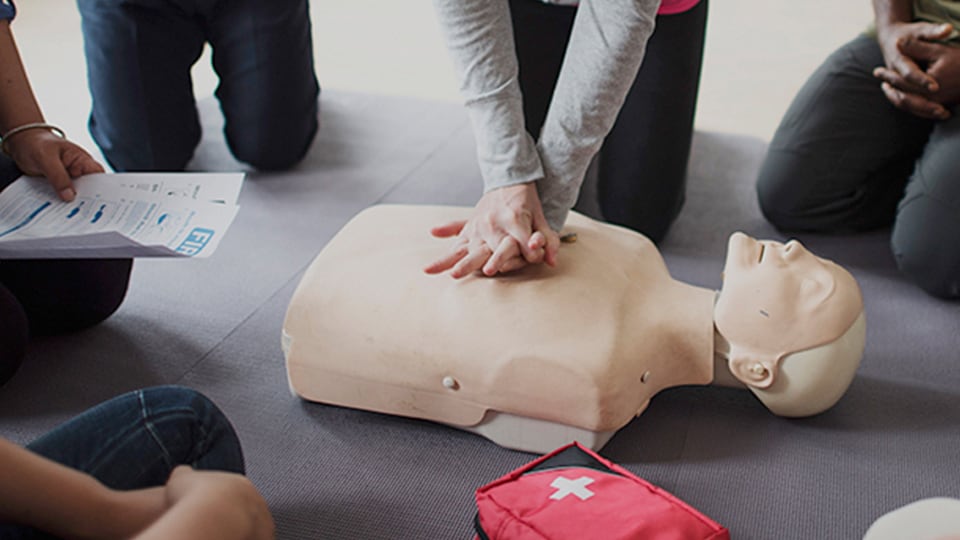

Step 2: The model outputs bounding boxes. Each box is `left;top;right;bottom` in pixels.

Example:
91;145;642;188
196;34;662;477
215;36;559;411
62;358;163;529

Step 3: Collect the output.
76;0;320;172
0;386;245;538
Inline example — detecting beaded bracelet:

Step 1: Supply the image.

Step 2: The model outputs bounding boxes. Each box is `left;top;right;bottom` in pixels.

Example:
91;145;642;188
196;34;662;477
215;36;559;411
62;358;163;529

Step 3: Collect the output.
1;122;66;155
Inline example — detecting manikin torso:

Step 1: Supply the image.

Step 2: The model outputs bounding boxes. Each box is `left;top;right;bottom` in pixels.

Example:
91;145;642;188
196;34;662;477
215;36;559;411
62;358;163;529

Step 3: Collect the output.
283;205;720;451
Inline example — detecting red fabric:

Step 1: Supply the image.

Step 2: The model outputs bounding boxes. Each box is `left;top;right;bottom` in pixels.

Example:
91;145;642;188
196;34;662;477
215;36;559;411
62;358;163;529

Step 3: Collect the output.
474;442;729;540
658;0;701;15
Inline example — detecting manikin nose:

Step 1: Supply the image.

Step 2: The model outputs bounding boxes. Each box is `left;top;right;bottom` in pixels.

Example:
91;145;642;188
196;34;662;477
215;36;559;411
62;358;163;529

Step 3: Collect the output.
783;239;805;258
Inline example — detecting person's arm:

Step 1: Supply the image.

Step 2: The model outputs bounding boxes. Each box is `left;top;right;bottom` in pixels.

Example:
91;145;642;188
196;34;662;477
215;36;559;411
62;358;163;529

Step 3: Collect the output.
873;0;915;33
0;19;102;200
535;0;659;231
428;0;658;278
133;466;275;540
0;17;44;138
429;0;557;278
432;0;544;199
871;0;953;119
0;437;165;539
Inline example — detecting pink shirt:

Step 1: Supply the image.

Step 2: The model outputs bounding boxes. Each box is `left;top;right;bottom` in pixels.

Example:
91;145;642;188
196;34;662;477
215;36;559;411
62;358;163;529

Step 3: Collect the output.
659;0;700;15
547;0;700;15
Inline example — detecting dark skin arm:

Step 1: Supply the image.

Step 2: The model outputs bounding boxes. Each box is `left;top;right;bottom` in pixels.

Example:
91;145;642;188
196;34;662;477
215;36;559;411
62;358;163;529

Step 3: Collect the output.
871;0;957;119
0;20;102;200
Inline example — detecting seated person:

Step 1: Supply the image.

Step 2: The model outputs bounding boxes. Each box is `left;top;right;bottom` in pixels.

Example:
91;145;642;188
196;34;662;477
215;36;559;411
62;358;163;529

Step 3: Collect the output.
0;4;131;385
0;385;273;539
755;0;960;299
283;205;866;453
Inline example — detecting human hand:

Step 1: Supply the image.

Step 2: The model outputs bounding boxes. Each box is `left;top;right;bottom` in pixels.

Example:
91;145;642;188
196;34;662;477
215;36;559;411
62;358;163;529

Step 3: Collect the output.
874;22;954;119
3;128;104;201
85;486;167;540
134;466;274;540
423;182;561;278
875;31;960;119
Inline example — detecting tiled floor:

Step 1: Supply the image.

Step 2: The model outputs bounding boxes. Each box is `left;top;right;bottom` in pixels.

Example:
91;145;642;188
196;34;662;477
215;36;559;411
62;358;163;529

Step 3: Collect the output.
16;0;871;162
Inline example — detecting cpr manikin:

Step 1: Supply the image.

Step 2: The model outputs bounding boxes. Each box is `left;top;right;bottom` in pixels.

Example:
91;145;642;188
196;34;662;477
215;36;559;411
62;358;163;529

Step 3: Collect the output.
282;205;866;453
863;498;960;540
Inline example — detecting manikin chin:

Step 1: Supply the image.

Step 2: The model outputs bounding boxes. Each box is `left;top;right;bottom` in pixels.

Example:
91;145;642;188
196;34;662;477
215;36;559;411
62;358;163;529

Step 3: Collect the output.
282;205;865;454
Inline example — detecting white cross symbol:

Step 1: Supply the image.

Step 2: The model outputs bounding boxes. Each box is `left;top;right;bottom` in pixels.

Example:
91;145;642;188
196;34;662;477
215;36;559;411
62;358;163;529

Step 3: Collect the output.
549;475;595;501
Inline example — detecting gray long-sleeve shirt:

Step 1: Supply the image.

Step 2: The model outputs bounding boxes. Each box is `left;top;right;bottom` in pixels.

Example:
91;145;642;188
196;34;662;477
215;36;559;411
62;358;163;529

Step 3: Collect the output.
433;0;660;230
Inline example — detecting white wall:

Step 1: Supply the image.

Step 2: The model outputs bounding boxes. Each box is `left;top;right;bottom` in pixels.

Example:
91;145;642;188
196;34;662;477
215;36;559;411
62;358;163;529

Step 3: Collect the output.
13;0;873;157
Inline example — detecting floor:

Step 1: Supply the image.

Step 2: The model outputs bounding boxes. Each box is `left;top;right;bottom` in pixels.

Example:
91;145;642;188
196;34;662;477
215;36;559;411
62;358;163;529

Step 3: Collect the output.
16;0;872;162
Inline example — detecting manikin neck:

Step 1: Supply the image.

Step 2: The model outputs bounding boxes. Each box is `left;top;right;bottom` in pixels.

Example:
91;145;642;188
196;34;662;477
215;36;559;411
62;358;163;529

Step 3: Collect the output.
634;280;720;394
710;291;746;389
712;327;746;389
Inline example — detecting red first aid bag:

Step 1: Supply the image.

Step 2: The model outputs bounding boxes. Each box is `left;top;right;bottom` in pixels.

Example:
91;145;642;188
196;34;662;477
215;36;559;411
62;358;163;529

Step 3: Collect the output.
474;442;730;540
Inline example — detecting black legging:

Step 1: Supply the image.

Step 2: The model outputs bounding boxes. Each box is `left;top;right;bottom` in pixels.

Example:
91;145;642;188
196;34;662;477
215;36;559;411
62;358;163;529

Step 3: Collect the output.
509;0;709;243
0;158;133;384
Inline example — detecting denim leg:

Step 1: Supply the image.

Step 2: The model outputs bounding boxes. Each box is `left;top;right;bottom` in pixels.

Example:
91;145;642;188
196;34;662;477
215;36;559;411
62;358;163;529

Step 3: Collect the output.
76;0;206;171
26;385;245;490
206;0;320;171
0;386;243;538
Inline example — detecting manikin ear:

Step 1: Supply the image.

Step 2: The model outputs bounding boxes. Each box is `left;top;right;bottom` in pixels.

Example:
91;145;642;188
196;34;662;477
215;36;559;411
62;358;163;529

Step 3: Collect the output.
728;353;778;389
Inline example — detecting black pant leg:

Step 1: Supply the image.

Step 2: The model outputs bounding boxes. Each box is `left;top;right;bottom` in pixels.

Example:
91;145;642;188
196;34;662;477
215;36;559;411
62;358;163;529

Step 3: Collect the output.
0;157;28;386
0;258;132;335
756;35;935;232
509;0;576;140
0;284;28;386
596;0;708;243
0;157;133;340
891;114;960;299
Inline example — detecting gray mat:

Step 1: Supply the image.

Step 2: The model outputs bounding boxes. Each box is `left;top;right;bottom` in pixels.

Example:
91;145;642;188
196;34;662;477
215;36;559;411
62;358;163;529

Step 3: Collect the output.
1;91;958;539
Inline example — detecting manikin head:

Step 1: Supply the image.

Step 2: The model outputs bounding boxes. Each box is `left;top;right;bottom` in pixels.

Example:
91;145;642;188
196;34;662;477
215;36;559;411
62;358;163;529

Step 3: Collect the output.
714;232;866;417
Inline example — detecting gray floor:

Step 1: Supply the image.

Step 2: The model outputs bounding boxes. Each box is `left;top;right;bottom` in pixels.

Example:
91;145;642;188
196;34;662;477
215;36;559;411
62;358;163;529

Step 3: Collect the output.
1;92;958;539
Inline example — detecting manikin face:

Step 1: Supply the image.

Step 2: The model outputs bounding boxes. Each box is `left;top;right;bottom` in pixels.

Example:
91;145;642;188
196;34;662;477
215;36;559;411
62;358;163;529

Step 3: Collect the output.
714;232;863;362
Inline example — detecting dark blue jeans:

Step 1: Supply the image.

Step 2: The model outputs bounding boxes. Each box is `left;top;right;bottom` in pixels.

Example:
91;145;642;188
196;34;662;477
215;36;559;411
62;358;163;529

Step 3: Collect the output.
76;0;320;172
0;385;245;538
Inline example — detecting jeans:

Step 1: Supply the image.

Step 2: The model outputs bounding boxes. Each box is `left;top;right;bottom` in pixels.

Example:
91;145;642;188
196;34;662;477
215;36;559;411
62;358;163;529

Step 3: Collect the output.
0;158;133;385
76;0;320;172
756;35;960;299
0;385;245;538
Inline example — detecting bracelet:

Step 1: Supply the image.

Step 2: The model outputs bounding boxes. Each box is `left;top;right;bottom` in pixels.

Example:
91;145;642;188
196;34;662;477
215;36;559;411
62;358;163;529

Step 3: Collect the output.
1;122;66;155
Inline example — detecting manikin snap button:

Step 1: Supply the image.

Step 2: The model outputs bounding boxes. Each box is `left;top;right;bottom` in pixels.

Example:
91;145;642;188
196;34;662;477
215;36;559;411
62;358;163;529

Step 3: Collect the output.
442;376;460;390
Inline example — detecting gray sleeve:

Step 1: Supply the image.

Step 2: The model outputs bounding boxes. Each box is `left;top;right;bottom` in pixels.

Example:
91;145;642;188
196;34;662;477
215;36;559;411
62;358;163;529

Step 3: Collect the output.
537;0;659;230
432;0;545;193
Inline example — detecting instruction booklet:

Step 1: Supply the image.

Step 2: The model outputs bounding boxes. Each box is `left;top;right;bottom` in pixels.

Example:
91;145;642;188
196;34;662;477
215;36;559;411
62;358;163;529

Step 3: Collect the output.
0;172;243;259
